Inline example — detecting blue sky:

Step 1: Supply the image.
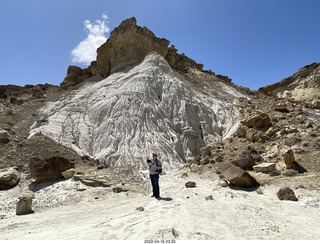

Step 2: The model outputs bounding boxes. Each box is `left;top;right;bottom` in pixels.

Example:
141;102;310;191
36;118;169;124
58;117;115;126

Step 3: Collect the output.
0;0;319;90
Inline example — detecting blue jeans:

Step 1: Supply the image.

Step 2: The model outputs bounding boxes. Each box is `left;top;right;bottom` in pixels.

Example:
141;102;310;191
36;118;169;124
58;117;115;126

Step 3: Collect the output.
150;174;160;197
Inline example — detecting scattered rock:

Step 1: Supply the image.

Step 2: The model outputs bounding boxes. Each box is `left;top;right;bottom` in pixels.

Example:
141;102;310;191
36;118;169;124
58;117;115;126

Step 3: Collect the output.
241;113;271;129
79;173;112;187
16;191;35;215
218;179;228;187
61;168;76;179
246;128;256;141
112;184;129;193
235;125;248;138
0;167;20;190
277;187;298;201
185;181;196;188
253;162;276;173
232;150;255;170
217;162;259;188
186;157;200;167
181;173;188;178
274;106;289;113
0;130;11;143
136;206;145;211
30;156;75;183
256;187;263;195
277;145;295;169
200;156;210;165
265;127;277;137
205;195;214;201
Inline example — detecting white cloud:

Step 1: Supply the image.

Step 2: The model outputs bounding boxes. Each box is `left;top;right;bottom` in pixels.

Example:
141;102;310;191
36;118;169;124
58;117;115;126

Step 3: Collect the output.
71;13;110;66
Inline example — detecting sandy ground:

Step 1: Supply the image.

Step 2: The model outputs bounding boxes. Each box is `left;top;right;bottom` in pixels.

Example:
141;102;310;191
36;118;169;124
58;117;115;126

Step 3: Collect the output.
1;169;320;240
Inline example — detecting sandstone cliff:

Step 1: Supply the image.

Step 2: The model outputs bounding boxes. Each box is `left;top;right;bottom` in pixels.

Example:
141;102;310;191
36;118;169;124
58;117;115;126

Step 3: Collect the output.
61;17;229;88
259;62;320;102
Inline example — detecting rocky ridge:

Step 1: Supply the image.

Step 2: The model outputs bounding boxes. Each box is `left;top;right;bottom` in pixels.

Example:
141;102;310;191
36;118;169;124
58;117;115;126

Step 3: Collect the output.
259;62;320;103
61;17;231;89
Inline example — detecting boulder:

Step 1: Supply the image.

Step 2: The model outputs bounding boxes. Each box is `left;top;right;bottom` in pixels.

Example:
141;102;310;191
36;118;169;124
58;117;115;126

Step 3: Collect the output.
246;128;256;140
232;150;255;170
218;179;228;187
277;145;295;169
61;168;76;179
185;181;196;188
277;187;298;201
217;162;259;188
241;113;271;129
30;156;75;183
253;162;276;173
16;191;35;215
0;130;11;143
235;125;247;138
265;127;277;137
0;167;20;190
78;173;112;187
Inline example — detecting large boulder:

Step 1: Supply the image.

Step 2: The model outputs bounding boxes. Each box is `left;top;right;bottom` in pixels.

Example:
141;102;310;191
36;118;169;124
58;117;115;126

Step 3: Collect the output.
0;167;20;190
241;113;271;129
0;130;11;143
232;150;255;170
16;191;35;215
30;156;75;183
217;162;259;188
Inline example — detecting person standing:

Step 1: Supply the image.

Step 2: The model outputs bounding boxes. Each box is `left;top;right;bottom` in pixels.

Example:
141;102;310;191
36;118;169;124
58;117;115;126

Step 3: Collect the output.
147;153;162;198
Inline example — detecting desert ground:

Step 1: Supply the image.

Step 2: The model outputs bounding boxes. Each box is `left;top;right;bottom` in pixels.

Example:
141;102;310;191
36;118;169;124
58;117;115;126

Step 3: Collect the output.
1;167;320;240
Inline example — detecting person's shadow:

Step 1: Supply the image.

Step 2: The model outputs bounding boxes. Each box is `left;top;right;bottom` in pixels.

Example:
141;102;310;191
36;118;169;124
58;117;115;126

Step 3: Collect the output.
156;197;173;201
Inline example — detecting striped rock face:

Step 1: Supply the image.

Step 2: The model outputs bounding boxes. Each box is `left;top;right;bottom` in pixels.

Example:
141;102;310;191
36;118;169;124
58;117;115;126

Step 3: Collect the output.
30;52;245;169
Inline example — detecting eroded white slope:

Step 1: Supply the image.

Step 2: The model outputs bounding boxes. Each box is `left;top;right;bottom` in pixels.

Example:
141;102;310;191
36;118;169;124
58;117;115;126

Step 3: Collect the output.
30;52;243;169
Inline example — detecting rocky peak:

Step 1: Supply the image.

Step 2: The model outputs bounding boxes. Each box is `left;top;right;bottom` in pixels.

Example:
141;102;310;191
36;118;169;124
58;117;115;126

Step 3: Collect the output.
61;17;228;88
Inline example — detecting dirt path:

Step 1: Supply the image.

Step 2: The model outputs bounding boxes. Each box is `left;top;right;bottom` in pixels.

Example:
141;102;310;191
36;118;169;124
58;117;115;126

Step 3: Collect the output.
1;169;320;240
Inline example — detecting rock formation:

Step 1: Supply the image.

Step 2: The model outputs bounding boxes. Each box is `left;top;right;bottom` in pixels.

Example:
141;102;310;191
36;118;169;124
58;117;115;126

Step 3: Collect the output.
31;52;244;169
61;17;230;89
259;62;320;102
0;167;20;190
16;191;35;215
30;156;75;183
217;162;259;188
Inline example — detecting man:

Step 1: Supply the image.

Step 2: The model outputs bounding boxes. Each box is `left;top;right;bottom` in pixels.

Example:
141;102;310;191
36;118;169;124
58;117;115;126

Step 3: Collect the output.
147;153;162;198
